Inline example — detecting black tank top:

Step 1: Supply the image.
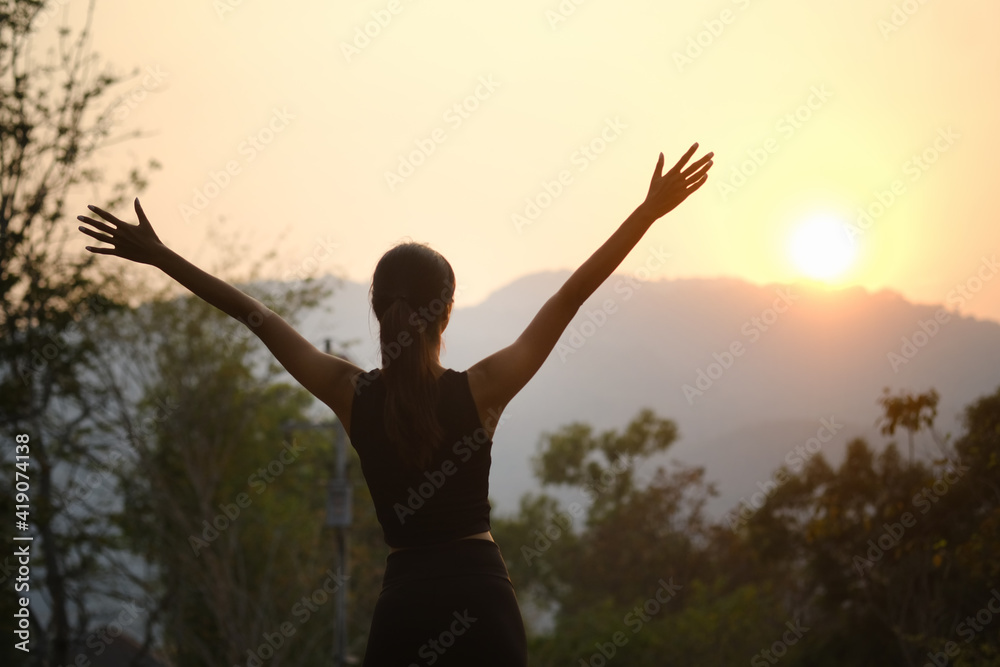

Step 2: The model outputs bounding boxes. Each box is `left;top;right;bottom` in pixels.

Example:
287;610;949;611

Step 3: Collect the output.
349;368;493;548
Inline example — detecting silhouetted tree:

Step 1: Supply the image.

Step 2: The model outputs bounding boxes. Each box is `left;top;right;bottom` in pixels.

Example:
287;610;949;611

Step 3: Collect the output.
0;1;159;663
496;387;1000;666
878;387;944;463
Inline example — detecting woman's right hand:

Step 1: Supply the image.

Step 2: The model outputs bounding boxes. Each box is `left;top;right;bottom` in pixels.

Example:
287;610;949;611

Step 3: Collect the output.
640;144;714;221
77;198;166;266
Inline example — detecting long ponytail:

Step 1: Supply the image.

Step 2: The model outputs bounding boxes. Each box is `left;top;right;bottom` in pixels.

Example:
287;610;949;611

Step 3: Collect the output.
370;242;455;468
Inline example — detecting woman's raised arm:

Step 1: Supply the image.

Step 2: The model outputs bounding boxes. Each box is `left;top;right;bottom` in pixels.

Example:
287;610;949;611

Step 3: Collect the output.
466;144;713;427
78;199;363;426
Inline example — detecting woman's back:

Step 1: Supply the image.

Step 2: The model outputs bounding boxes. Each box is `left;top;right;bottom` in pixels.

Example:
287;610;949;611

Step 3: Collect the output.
350;367;493;548
353;367;529;666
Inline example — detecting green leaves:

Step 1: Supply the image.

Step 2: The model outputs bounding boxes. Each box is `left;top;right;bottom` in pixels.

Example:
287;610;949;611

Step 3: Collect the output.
496;387;1000;665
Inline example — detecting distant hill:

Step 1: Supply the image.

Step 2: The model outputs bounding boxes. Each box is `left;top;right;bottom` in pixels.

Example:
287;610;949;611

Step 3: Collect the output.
291;272;1000;519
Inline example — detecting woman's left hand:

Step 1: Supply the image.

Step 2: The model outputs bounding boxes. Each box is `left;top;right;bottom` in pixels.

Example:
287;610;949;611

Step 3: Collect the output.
77;198;166;266
639;144;714;221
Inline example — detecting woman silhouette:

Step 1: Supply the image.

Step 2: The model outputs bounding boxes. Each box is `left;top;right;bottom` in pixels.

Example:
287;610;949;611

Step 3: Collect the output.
77;144;713;665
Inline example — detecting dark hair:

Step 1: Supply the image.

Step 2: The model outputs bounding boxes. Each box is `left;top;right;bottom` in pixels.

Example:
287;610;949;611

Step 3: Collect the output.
370;242;455;468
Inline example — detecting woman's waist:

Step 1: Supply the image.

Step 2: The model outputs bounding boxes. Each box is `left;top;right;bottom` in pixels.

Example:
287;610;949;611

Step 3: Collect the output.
381;533;509;588
389;530;493;554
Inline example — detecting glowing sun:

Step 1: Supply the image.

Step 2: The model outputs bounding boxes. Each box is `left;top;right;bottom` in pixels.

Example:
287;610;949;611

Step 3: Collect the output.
788;214;857;282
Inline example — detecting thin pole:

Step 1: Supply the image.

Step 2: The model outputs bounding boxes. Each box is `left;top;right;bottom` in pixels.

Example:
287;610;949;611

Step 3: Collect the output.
326;339;350;666
335;420;348;666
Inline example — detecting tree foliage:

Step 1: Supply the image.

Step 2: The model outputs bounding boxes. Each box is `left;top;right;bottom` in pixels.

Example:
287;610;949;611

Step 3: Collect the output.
98;281;340;665
0;1;159;663
495;389;1000;666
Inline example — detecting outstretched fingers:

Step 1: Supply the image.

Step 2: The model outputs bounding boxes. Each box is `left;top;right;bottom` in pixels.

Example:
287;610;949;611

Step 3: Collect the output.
77;205;123;254
683;155;713;184
78;225;115;244
685;172;710;192
77;214;116;236
682;150;713;174
86;204;125;227
84;245;118;255
668;143;700;175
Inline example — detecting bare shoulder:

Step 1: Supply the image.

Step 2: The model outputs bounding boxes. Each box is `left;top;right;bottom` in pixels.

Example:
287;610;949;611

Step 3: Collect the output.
319;360;368;438
464;363;504;441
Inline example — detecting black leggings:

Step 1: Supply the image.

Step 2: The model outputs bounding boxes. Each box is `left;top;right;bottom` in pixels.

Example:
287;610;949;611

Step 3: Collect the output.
362;538;528;666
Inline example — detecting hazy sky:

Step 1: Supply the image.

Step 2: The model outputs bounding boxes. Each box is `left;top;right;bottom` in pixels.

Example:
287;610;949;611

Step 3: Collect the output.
49;0;1000;321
